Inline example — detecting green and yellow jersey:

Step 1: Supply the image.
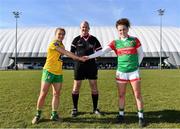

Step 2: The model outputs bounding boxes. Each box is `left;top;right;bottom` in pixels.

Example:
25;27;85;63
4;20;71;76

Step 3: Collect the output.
43;40;64;75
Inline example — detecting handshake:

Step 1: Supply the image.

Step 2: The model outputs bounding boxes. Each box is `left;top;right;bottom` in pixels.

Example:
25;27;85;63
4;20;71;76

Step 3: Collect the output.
77;56;90;62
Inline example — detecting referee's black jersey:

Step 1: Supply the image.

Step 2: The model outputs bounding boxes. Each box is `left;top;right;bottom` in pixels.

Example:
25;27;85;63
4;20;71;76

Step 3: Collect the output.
70;35;102;58
71;35;102;80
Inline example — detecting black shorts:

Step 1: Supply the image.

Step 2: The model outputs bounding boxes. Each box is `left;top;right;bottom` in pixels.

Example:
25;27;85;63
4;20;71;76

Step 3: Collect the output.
74;60;98;80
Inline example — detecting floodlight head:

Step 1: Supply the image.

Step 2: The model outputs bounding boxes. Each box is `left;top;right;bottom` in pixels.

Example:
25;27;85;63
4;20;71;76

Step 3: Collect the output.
157;9;165;16
12;11;21;18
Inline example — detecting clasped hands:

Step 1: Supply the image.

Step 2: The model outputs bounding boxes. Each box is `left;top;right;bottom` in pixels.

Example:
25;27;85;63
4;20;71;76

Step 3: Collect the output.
78;56;89;62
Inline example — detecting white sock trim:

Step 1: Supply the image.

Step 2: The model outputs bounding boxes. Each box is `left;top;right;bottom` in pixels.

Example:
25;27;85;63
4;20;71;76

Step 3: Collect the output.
119;111;124;116
138;112;144;118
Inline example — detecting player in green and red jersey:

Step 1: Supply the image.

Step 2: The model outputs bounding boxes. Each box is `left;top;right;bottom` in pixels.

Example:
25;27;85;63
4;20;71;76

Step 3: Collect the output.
85;18;146;127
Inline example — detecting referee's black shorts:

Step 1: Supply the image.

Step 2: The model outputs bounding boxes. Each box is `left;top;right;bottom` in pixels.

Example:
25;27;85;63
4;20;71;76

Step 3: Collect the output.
74;60;98;80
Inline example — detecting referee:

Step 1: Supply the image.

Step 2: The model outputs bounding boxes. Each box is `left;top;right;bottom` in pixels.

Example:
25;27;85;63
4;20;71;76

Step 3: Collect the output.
70;21;102;117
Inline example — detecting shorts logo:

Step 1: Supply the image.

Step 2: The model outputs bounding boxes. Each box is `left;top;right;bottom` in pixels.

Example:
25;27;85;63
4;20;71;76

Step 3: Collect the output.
48;76;51;80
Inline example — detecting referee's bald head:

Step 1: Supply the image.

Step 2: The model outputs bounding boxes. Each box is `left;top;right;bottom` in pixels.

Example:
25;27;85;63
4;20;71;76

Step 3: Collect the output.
80;21;90;30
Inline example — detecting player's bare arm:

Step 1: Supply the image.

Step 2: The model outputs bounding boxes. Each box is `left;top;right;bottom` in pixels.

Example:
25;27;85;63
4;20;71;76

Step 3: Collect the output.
56;46;86;62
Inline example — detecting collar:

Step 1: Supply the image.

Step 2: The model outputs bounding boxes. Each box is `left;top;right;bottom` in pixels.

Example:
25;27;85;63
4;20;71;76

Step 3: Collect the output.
119;35;130;41
80;34;91;41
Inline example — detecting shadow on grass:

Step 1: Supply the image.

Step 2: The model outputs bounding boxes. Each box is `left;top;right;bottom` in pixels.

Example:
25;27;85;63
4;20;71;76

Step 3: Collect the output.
39;118;52;123
61;109;180;125
62;111;135;124
145;109;180;124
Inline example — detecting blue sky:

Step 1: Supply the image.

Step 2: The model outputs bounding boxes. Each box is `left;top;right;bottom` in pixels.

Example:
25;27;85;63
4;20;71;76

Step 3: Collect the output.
0;0;180;28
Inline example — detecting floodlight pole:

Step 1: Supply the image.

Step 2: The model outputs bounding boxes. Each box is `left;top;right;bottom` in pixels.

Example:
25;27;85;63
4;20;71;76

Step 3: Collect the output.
12;11;21;70
157;9;165;70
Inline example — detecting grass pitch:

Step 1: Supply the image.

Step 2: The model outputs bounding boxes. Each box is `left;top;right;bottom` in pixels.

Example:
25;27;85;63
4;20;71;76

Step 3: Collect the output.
0;69;180;128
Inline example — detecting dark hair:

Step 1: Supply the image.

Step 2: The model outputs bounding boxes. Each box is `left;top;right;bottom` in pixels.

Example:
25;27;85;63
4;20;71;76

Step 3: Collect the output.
116;18;130;28
55;28;66;35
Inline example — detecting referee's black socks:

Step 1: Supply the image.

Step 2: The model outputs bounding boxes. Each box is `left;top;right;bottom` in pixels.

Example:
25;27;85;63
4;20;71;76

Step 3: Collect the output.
92;94;99;111
72;93;79;110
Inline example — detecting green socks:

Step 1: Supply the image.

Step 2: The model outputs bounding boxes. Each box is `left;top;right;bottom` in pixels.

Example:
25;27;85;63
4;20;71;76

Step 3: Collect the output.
51;111;57;116
36;110;42;117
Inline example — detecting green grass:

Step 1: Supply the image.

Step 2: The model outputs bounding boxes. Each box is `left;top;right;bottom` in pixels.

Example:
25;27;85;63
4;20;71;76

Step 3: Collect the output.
0;69;180;128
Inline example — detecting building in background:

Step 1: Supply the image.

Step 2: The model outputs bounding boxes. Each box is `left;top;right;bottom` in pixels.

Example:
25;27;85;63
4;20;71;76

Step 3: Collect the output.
0;26;180;69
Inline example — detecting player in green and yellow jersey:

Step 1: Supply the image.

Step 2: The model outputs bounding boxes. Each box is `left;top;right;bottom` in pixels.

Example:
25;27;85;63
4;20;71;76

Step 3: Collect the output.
86;18;146;127
32;28;85;124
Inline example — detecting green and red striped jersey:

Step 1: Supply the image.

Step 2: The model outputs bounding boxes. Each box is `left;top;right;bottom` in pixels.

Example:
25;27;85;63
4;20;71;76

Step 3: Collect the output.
109;36;141;72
